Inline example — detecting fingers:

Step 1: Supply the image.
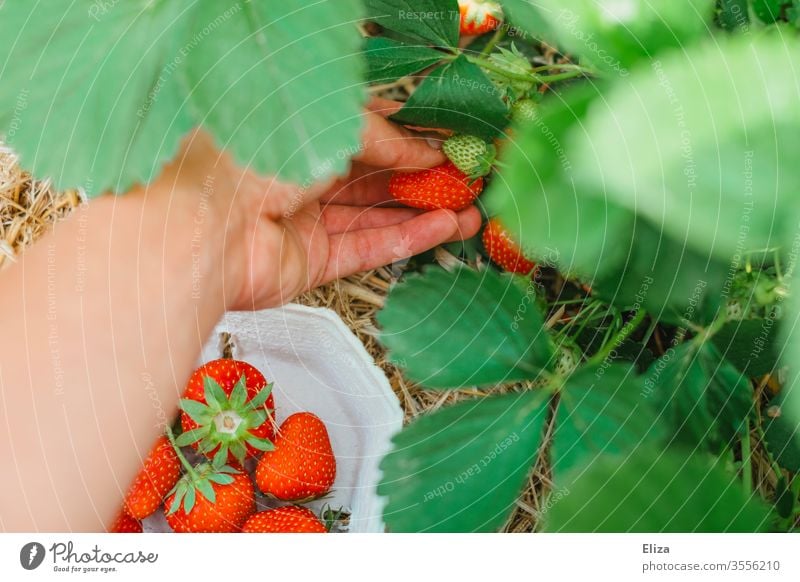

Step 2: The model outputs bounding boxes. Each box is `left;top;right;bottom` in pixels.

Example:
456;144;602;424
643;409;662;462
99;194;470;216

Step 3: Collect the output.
321;204;425;235
355;110;446;170
320;206;482;284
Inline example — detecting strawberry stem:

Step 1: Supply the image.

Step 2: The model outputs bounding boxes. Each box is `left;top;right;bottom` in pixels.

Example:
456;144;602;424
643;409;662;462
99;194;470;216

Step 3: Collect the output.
165;425;199;480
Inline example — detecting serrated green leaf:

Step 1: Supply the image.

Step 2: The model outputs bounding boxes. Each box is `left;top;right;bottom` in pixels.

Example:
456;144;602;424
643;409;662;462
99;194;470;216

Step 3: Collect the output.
546;447;774;532
379;391;550;532
247;382;273;411
390;55;509;141
552;365;663;477
378;267;553;388
179;399;212;425
0;0;196;194
365;0;460;47
365;37;445;84
712;319;781;377
184;0;365;186
533;0;714;74
572;34;800;261
229;375;248;411
486;83;629;278
646;342;753;450
203;376;228;411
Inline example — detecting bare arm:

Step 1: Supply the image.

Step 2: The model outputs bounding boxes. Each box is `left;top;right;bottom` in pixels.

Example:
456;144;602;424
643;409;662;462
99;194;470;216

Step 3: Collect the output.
0;116;480;531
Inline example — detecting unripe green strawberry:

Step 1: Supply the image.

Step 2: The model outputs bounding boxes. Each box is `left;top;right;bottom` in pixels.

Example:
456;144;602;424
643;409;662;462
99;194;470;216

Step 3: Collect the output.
442;134;495;179
511;99;537;124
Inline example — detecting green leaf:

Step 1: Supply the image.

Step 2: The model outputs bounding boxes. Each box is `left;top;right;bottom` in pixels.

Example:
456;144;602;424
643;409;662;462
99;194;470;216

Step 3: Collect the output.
715;0;750;30
247;409;269;429
500;0;557;42
711;319;781;377
365;37;445;84
378;267;553;388
533;0;715;74
212;447;228;470
185;0;365;186
246;436;275;452
390;55;509;141
183;485;196;515
229;440;247;465
365;0;460;47
646;342;753;449
195;478;216;504
378;391;550;532
486;83;630;279
545;447;774;532
207;472;235;485
0;0;196;194
175;427;208;447
572;34;800;261
751;0;785;22
179;399;211;425
203;376;228;411
552;365;663;477
763;395;800;472
247;382;273;411
229;375;248;411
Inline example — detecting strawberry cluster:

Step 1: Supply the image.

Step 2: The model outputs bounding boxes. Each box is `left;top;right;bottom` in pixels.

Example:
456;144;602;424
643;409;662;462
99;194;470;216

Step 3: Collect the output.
112;359;337;534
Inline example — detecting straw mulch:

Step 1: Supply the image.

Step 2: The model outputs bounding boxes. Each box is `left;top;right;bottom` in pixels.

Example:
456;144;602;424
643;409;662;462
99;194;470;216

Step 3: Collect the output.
0;144;547;532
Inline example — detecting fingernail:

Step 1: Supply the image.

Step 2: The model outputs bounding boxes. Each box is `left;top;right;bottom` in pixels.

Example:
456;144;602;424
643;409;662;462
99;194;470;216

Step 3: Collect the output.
425;137;443;150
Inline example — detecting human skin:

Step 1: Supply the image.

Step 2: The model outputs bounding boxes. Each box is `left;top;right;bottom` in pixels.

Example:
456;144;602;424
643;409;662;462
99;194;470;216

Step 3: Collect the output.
0;102;481;531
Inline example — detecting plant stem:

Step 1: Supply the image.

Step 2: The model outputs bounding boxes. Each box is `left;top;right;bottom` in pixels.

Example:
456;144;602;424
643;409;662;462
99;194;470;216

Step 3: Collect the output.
465;54;534;83
741;420;753;496
536;70;591;84
166;425;198;479
587;308;647;366
480;26;506;56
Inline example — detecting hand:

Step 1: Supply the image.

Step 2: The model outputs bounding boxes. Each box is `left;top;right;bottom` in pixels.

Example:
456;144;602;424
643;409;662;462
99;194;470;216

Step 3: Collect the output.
168;100;481;311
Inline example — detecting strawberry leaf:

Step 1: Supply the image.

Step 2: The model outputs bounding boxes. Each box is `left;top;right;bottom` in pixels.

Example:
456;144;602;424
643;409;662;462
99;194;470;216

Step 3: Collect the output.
545;447;773;532
390;55;509;141
378;266;553;388
229;375;248;410
195;479;216;504
247;383;273;411
364;0;460;48
183;486;196;515
180;399;211;425
212;447;228;470
229;441;247;465
365;37;446;84
0;0;196;194
175;427;208;448
208;473;235;485
203;376;228;412
183;0;366;186
378;390;550;532
552;364;664;478
247;437;275;452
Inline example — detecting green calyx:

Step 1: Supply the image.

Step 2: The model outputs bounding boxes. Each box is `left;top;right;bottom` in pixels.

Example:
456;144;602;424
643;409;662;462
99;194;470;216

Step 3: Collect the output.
177;374;275;466
485;45;536;99
164;425;241;516
443;134;496;179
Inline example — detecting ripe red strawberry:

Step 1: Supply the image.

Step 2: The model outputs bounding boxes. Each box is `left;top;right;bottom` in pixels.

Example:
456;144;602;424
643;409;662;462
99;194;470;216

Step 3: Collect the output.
109;511;142;533
482;218;537;275
389;162;483;211
458;0;503;36
241;506;327;533
255;412;336;502
123;435;181;519
179;359;276;466
164;464;255;533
